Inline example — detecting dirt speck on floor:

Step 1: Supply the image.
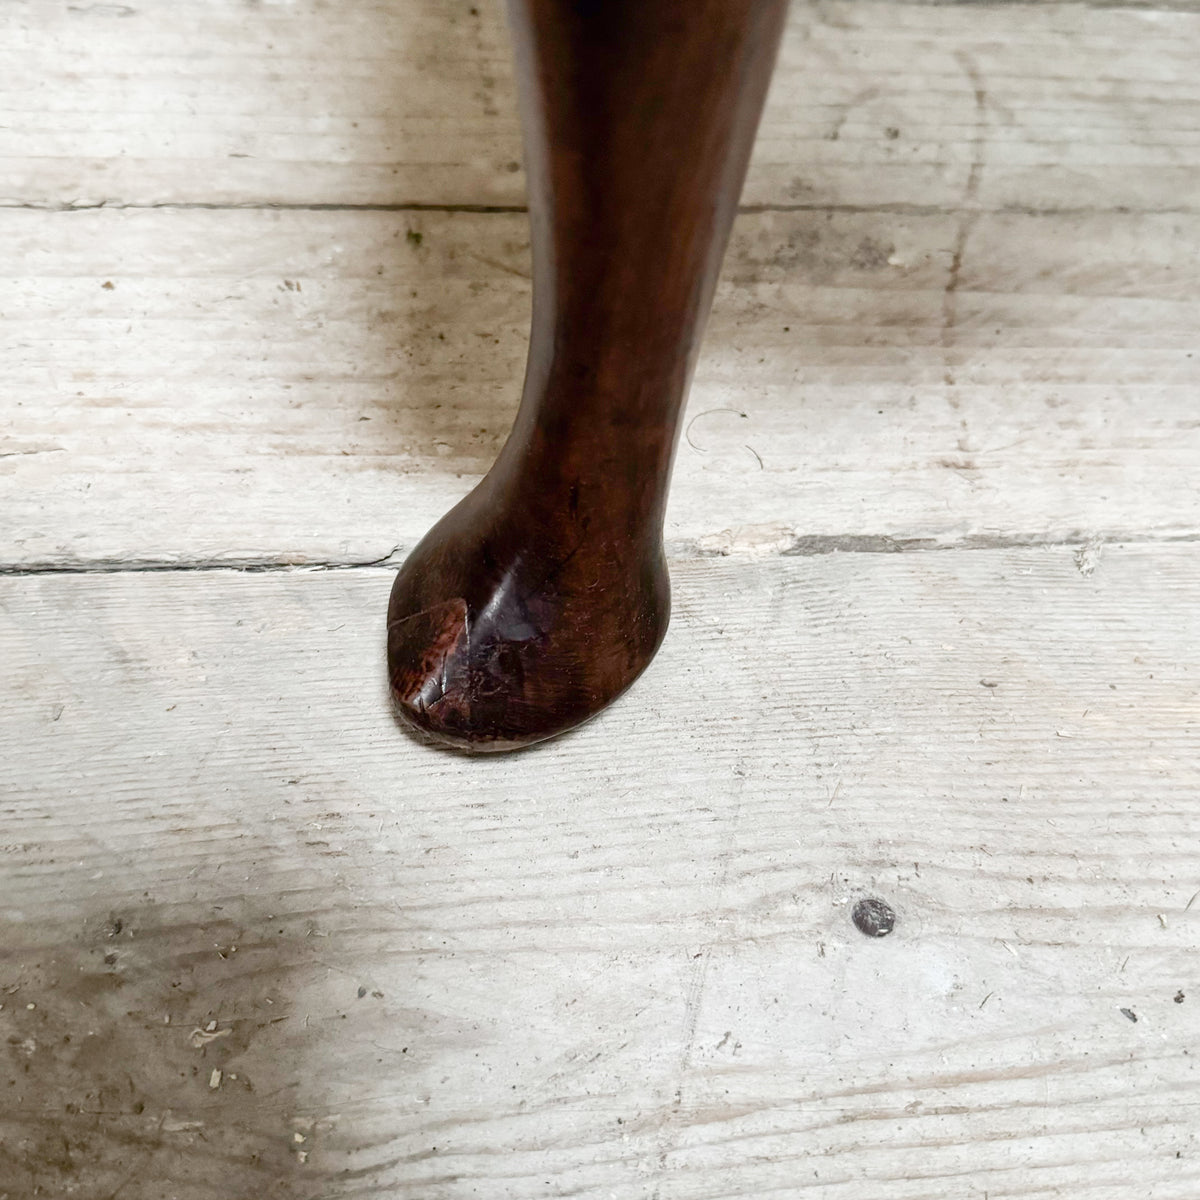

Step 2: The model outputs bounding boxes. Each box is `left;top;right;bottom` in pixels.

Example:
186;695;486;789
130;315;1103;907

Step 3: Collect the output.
0;899;337;1199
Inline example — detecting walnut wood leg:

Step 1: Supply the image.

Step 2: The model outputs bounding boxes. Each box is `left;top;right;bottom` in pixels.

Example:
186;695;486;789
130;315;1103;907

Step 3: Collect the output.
388;0;788;750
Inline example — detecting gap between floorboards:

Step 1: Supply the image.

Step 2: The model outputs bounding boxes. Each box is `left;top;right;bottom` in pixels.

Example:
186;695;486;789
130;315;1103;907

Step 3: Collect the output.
1;531;1196;577
3;201;1199;217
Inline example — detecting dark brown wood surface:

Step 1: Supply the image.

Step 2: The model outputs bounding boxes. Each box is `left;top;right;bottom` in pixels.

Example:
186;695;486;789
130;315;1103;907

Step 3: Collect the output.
388;0;789;749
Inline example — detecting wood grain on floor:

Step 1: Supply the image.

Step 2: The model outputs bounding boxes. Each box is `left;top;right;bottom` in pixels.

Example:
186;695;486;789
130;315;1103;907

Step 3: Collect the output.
3;1;1199;210
4;206;1199;567
3;550;1199;1197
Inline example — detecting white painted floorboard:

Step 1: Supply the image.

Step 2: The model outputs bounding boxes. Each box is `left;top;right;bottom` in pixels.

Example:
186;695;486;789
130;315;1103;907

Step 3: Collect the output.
3;0;1199;211
4;205;1200;566
3;549;1200;1197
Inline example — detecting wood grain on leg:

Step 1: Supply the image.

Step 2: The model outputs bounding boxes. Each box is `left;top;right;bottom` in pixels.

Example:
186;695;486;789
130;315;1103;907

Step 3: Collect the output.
387;0;789;750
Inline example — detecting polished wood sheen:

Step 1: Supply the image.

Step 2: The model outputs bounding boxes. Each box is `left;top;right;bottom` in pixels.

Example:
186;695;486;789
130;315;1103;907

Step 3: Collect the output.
388;0;788;750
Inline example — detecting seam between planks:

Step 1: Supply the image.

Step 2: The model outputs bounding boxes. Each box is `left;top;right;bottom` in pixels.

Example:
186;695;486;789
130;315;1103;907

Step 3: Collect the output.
4;201;1200;217
1;531;1197;578
906;0;1200;9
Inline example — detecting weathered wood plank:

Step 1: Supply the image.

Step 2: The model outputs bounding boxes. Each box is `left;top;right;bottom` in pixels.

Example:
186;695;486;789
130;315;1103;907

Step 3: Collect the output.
3;0;1199;210
4;205;1199;566
3;546;1198;1197
8;3;1200;1198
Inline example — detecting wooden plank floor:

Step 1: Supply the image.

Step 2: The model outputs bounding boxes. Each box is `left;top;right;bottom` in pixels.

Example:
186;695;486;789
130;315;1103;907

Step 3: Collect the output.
3;2;1200;1198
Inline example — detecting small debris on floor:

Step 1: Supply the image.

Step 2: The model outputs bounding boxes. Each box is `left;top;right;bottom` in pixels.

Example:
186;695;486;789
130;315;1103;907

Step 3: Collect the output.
1175;991;1186;1004
209;1068;222;1089
189;1025;232;1049
1120;1008;1138;1023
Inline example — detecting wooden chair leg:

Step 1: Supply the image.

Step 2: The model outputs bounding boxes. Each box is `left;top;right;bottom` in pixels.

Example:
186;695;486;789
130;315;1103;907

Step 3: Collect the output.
388;0;788;750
